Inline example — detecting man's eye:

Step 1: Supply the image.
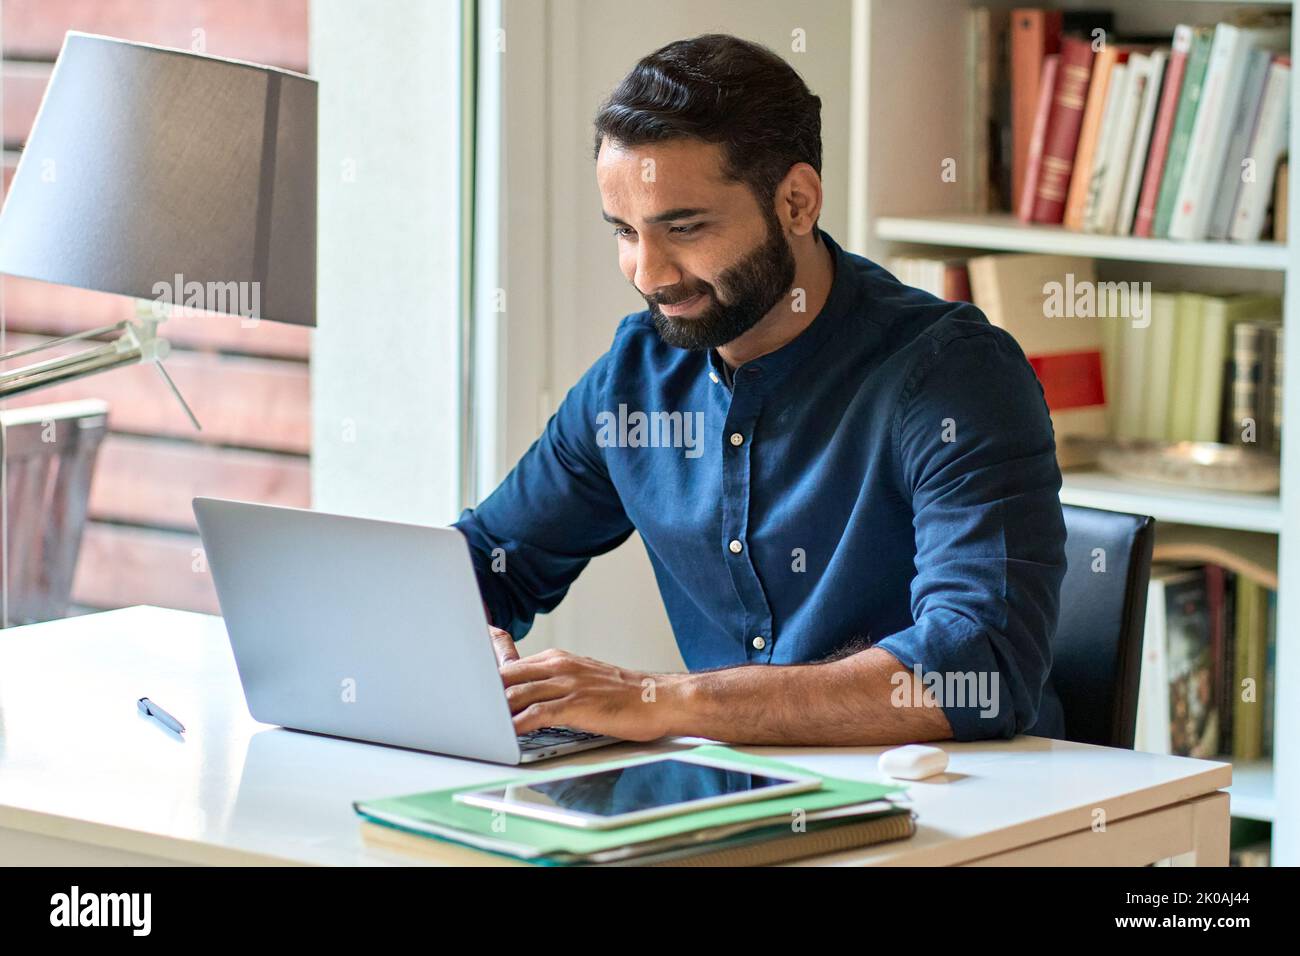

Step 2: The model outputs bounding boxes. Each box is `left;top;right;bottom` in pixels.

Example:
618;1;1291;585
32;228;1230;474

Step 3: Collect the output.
669;224;701;235
613;226;634;239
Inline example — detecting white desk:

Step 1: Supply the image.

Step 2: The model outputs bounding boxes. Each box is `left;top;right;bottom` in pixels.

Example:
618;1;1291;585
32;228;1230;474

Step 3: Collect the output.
0;606;1231;866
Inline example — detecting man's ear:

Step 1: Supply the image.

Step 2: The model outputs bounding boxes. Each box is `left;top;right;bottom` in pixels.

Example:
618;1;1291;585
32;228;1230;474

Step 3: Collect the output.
777;162;823;239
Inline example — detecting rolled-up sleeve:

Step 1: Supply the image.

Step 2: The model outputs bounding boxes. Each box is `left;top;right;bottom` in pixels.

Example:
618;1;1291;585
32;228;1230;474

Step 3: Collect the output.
874;322;1066;740
453;347;635;641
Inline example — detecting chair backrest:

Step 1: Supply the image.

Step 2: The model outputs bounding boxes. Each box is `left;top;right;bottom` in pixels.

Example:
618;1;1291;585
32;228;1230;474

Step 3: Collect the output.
0;399;109;626
1051;504;1155;749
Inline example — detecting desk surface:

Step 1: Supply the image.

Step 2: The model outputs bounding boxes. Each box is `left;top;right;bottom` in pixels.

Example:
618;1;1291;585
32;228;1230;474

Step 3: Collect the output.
0;606;1231;866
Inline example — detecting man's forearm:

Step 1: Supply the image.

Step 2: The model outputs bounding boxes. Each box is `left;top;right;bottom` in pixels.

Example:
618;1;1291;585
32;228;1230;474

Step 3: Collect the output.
658;647;953;746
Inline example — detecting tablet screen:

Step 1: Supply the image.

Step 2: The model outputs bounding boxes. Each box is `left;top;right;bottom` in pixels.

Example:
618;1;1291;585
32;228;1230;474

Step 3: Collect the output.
479;758;803;819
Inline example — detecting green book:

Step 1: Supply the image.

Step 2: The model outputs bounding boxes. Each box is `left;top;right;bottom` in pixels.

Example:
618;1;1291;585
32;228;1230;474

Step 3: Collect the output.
1233;579;1265;759
354;744;908;865
1166;292;1204;441
1142;293;1178;440
1154;26;1214;238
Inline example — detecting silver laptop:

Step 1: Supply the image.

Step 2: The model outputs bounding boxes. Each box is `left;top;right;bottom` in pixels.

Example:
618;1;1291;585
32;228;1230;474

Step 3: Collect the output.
192;497;621;764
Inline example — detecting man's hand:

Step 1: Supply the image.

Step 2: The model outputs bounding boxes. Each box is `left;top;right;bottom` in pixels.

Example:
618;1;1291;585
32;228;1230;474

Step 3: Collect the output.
489;626;519;666
499;648;676;742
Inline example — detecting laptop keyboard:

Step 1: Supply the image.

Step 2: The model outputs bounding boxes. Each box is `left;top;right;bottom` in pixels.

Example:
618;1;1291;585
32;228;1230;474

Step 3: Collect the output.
518;726;605;751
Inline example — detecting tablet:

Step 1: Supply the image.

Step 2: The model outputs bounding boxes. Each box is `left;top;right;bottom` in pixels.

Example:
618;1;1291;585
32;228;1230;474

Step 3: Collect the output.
453;752;822;829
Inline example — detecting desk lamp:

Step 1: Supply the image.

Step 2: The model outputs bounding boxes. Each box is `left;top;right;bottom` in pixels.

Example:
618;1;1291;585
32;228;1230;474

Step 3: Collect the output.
0;32;317;423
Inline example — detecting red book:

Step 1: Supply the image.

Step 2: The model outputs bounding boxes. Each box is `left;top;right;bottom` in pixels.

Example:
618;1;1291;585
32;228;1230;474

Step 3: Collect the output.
1030;36;1096;223
1018;54;1060;221
1133;25;1194;238
1011;9;1064;204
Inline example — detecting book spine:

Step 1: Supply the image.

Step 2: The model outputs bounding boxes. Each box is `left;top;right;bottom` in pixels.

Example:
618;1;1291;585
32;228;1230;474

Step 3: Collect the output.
1031;37;1096;223
1192;297;1229;443
1153;28;1214;238
1134;26;1193;237
1272;325;1283;453
1206;49;1272;240
1117;51;1167;236
1011;9;1063;205
1228;321;1265;446
1169;25;1249;241
1081;61;1131;233
1275;159;1289;242
1229;59;1291;242
1092;58;1147;234
967;7;993;213
1064;44;1119;229
1017;54;1060;221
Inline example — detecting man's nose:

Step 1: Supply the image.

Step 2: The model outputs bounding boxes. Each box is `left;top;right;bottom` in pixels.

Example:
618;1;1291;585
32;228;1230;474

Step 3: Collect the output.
635;237;681;296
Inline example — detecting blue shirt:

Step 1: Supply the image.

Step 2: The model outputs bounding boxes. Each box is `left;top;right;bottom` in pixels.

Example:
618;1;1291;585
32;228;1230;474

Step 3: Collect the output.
455;229;1067;741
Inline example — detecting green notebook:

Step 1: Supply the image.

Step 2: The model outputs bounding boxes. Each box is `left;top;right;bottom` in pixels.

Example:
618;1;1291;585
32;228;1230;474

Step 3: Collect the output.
354;744;907;865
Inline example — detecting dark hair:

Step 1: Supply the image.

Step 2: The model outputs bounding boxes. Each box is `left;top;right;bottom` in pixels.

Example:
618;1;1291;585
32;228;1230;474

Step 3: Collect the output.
593;34;823;237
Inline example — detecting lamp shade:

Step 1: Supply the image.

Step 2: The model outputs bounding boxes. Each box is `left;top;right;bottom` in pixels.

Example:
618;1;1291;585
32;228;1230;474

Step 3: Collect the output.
0;32;316;326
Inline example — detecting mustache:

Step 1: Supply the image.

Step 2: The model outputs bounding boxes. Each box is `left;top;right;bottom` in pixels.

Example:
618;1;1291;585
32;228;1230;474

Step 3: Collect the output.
644;285;713;307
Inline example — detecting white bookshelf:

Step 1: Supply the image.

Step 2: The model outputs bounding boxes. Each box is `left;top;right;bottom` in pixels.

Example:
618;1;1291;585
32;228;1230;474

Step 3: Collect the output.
876;213;1289;270
848;0;1298;862
1060;472;1282;533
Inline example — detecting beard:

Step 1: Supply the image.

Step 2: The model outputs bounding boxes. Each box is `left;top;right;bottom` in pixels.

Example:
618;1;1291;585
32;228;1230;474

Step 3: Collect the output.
644;209;797;352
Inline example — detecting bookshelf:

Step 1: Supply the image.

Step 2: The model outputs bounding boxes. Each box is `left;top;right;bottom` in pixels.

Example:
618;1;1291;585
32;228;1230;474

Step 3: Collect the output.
876;213;1289;270
848;0;1297;863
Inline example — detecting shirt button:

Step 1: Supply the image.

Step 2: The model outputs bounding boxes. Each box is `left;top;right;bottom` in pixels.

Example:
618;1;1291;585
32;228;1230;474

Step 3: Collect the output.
728;539;743;554
752;636;766;650
729;432;744;446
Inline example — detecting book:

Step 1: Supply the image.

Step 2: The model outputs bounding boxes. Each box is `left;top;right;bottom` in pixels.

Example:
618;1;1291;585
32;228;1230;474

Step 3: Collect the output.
1271;324;1283;452
967;254;1106;466
1262;590;1276;756
1018;54;1060;221
1136;566;1219;758
1167;291;1204;441
1030;35;1097;222
1081;58;1134;233
889;256;971;302
353;744;911;866
1169;24;1291;240
1225;313;1283;447
1134;26;1195;237
1112;301;1150;440
967;6;996;213
1206;47;1274;240
362;806;917;867
1064;41;1122;229
1275;159;1289;242
1229;57;1291;242
1134;568;1178;754
1232;577;1268;760
1011;8;1064;205
1197;295;1280;444
1116;49;1168;236
1153;27;1215;238
1141;291;1178;440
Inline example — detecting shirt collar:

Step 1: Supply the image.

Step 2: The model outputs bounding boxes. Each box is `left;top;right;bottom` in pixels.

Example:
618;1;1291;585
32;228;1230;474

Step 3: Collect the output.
707;227;851;393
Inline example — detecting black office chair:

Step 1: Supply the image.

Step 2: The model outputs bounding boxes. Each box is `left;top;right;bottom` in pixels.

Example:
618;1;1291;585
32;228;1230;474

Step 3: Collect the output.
1044;504;1155;749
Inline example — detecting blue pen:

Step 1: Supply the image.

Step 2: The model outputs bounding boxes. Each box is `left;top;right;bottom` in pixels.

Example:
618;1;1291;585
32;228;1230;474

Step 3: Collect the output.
137;697;186;735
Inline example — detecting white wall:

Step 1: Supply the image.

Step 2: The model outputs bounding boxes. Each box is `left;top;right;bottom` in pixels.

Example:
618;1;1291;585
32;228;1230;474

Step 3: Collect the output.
311;0;465;526
486;0;854;670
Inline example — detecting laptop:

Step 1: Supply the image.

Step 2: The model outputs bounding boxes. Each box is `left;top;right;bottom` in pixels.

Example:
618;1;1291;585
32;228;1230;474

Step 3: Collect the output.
192;497;621;764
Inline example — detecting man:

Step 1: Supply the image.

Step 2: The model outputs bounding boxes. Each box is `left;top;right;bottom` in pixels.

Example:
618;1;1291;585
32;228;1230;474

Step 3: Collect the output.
455;33;1067;746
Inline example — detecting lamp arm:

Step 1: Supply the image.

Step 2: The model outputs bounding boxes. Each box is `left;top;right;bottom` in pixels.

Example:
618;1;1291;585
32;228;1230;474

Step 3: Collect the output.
0;306;202;431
